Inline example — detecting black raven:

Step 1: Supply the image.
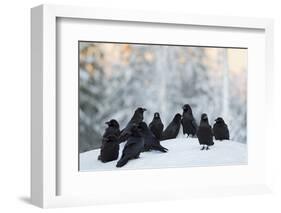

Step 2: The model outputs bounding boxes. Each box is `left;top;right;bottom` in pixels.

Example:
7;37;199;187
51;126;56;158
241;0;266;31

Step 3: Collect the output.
140;122;168;153
162;113;181;140
119;107;146;143
149;112;164;140
181;104;197;137
213;117;230;140
116;124;145;167
197;113;214;150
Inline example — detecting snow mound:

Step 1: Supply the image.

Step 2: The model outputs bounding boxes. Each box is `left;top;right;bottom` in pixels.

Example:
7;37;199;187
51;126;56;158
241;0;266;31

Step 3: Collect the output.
79;138;247;172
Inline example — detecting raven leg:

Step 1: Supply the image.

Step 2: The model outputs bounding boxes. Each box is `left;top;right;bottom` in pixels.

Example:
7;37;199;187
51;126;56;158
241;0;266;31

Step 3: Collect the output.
201;146;205;150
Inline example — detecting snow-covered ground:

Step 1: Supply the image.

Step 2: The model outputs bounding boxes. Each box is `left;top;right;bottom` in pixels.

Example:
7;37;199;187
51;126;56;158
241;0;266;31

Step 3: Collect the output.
79;138;247;172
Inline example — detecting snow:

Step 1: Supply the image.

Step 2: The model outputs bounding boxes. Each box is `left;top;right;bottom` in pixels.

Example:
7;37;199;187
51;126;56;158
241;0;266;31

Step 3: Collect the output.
79;138;247;172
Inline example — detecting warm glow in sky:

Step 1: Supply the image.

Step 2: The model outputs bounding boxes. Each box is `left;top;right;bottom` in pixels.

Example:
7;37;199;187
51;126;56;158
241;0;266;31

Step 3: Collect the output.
228;49;247;74
80;43;247;77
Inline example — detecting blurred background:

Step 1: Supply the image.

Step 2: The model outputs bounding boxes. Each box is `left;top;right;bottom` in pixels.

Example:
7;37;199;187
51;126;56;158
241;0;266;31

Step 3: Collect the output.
79;42;247;153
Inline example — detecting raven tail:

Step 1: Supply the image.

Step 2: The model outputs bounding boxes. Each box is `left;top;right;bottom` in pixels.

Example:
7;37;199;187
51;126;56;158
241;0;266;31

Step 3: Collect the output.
152;145;168;153
116;157;129;168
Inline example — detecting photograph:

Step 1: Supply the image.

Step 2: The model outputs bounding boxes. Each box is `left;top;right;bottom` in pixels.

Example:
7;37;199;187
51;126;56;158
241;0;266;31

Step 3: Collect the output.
78;41;247;171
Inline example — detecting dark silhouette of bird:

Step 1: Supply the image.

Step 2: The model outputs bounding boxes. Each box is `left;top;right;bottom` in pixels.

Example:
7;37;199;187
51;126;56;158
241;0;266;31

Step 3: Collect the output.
119;107;146;143
98;135;120;163
161;113;182;140
181;104;197;137
97;119;120;162
213;117;230;140
149;112;164;140
140;122;168;153
116;123;145;168
197;113;214;150
102;119;120;139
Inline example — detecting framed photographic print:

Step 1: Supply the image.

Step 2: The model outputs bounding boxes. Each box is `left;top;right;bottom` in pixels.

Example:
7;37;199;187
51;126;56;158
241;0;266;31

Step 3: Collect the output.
78;41;248;171
31;4;274;208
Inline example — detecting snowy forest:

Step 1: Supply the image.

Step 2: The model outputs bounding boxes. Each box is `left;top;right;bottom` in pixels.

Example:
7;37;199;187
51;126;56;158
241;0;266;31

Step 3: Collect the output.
79;42;247;153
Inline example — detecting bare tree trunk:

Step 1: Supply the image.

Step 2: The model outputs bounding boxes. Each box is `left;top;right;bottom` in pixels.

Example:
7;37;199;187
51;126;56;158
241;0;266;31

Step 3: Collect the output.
157;46;168;125
221;49;229;123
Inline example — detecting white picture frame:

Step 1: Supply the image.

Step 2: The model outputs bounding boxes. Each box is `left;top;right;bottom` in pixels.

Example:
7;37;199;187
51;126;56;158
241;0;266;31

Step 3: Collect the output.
31;4;274;208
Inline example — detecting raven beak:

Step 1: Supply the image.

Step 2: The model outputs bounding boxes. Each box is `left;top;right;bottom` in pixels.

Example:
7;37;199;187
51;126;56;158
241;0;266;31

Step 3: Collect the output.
143;108;147;111
105;121;110;125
